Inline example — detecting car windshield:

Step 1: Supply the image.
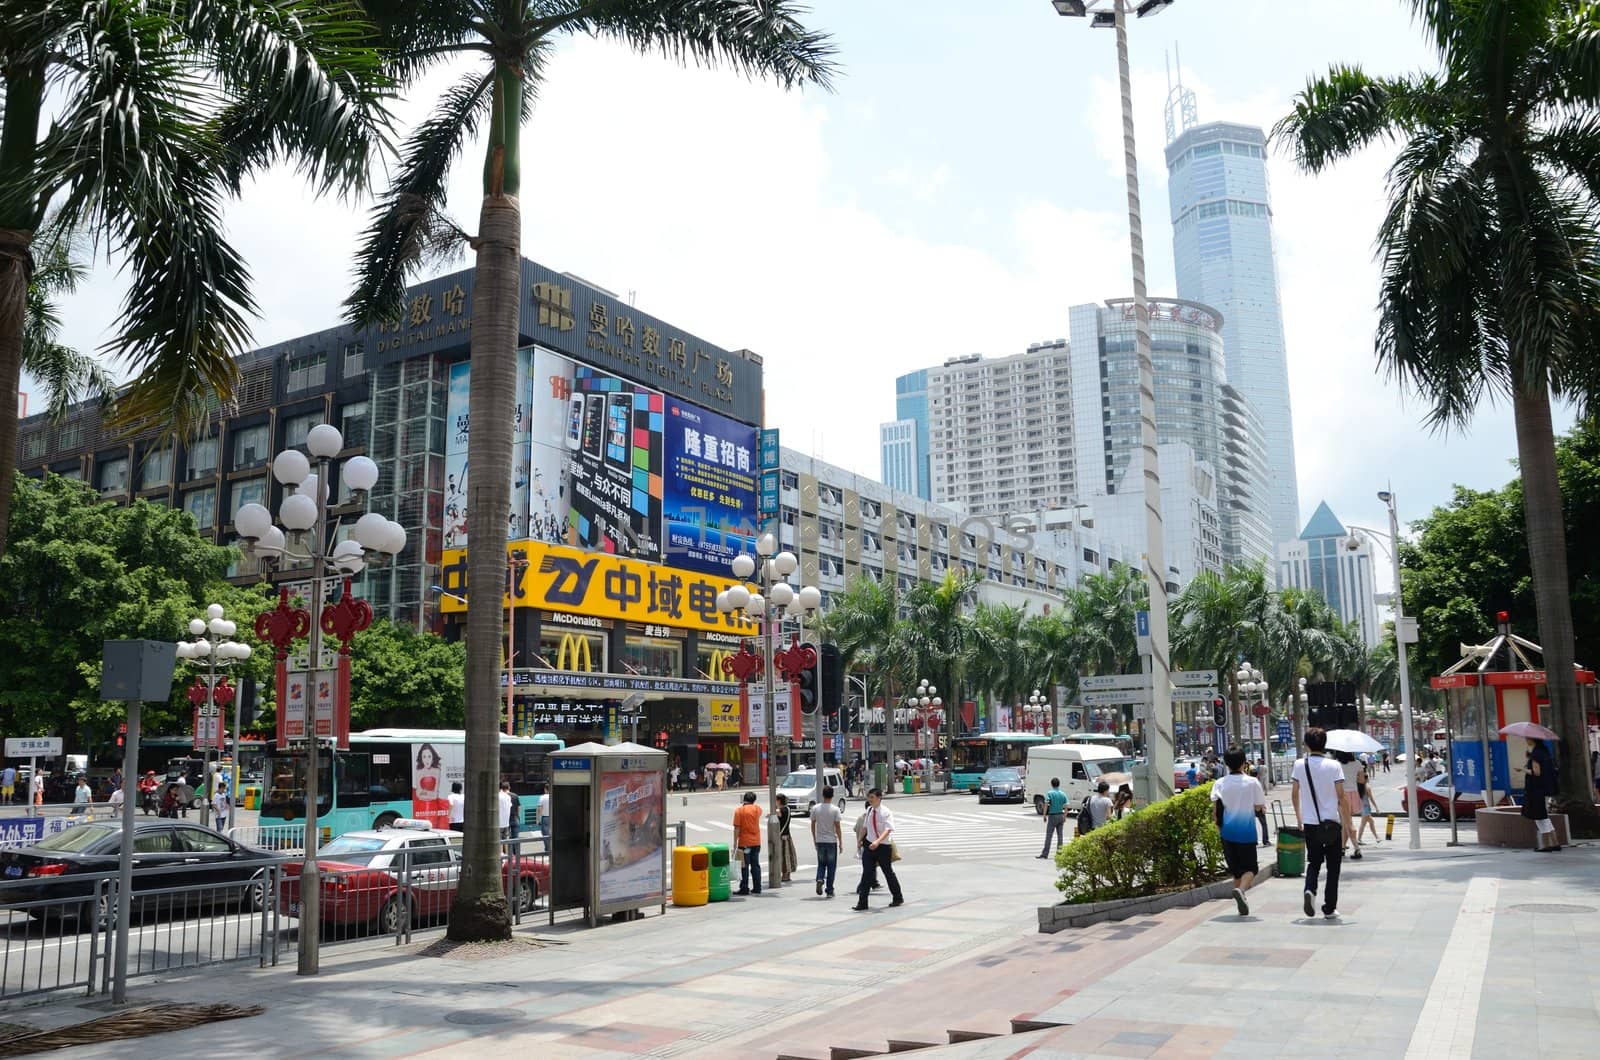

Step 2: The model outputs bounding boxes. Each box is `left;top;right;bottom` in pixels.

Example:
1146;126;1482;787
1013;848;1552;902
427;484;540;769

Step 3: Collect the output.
780;774;816;788
29;824;118;853
983;770;1021;783
1089;758;1129;777
318;836;388;865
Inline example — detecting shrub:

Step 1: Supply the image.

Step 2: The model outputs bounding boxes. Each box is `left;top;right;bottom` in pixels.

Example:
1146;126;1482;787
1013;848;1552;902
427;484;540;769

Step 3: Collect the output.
1053;783;1226;904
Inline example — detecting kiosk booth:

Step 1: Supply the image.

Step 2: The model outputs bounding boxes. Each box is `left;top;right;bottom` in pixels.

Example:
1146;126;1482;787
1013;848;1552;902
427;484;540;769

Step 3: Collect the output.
548;741;669;927
1429;611;1596;846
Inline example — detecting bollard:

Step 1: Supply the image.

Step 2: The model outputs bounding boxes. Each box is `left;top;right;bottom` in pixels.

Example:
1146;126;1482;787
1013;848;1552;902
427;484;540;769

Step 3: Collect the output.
1385;814;1395;841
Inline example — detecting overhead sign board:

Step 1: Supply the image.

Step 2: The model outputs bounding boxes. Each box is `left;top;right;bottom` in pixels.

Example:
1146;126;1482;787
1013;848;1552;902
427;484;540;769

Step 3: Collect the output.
1081;674;1151;692
1169;687;1221;703
1082;690;1149;707
1171;670;1217;687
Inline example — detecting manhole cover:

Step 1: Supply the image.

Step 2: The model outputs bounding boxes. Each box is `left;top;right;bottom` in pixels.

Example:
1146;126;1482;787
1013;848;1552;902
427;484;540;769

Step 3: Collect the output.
1507;903;1596;915
444;1010;524;1026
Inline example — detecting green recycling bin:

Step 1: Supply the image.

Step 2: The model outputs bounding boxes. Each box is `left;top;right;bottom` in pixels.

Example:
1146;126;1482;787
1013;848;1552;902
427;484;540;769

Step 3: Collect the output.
1275;826;1305;877
873;763;887;792
902;776;914;794
704;842;732;902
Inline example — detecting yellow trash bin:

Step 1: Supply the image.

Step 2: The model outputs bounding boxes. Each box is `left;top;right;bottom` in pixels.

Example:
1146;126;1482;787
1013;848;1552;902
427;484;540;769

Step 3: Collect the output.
673;845;710;907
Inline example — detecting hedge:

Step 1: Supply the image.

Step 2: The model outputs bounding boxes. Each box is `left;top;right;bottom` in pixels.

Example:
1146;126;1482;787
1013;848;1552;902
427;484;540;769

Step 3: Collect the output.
1053;782;1226;904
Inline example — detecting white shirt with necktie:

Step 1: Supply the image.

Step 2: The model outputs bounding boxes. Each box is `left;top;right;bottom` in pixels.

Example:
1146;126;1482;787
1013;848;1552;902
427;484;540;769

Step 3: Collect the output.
864;803;895;846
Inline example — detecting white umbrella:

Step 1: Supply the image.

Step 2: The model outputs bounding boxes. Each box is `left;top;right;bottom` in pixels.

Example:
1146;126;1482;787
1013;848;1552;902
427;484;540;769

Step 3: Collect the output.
1323;729;1384;755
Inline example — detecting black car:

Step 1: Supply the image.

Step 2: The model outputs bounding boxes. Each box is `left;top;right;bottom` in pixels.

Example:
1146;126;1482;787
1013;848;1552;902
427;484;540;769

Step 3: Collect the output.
977;767;1025;804
0;819;282;923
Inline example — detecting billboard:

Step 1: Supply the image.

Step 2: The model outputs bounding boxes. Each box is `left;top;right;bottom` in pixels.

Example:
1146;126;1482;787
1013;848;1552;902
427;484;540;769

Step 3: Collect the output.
597;769;665;904
453;345;757;578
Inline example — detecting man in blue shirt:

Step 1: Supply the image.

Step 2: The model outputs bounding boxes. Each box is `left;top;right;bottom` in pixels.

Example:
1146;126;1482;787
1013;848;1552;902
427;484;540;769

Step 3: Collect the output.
1186;763;1199;790
1211;747;1266;916
1037;778;1070;859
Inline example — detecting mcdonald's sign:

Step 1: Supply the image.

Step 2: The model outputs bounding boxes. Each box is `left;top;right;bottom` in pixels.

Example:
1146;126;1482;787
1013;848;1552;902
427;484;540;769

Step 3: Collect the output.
555;632;597;673
706;649;735;679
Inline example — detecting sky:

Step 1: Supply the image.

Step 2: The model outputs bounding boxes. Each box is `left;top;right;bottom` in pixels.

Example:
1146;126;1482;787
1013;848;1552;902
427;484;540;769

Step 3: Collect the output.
37;0;1574;584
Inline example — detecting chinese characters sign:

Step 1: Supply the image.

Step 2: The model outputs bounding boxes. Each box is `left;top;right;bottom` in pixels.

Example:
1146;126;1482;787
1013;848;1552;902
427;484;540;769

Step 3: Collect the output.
661;402;758;575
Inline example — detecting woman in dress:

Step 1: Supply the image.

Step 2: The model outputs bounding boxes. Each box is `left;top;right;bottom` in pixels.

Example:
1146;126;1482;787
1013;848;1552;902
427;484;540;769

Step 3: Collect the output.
776;794;797;882
413;743;450;828
1523;737;1560;852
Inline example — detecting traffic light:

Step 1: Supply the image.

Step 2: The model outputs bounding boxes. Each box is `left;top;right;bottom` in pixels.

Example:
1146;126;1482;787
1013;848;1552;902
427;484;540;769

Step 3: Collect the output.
819;643;843;720
1212;697;1226;729
797;654;819;715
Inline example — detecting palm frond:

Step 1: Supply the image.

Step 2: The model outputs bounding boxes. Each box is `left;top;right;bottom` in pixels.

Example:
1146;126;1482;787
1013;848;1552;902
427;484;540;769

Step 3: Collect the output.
1272;66;1431;173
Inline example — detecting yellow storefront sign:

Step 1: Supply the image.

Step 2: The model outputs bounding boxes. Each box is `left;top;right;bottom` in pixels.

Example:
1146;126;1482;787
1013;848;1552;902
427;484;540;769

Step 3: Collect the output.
707;698;740;734
438;540;757;636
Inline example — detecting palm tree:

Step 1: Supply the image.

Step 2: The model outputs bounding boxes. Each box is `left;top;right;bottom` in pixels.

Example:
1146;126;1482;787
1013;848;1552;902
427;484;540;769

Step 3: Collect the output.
816;574;900;727
345;5;834;937
1023;611;1083;709
898;571;983;747
23;218;113;420
1275;0;1600;812
1171;565;1275;736
1069;566;1146;677
0;0;390;559
971;603;1033;731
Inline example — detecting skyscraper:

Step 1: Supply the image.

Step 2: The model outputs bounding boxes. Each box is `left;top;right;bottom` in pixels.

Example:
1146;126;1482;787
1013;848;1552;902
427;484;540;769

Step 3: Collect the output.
1279;501;1380;648
880;369;931;501
1166;119;1301;549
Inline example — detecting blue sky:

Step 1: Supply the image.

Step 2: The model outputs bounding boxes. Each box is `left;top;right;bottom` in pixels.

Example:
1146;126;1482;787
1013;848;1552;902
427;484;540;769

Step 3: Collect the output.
41;0;1572;580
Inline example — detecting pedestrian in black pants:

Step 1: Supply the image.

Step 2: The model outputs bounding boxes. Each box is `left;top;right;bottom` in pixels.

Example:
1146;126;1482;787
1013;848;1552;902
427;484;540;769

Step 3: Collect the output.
853;788;903;910
1292;727;1350;919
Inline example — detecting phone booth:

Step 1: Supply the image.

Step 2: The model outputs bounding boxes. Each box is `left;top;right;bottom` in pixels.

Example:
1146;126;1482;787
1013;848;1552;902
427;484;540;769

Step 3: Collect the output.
547;741;668;927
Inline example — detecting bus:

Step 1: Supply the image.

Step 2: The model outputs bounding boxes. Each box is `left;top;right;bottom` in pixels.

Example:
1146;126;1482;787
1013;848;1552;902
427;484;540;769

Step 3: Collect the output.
949;734;1052;791
1055;732;1136;758
259;729;565;841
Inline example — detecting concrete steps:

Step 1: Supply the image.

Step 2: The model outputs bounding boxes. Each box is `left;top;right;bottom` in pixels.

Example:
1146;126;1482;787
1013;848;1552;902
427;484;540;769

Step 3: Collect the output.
775;1017;1069;1059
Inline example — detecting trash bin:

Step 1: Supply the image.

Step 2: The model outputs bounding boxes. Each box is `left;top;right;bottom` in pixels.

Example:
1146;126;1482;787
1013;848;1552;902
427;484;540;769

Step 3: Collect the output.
704;842;732;902
873;763;888;792
1276;826;1304;877
672;845;709;907
902;776;914;794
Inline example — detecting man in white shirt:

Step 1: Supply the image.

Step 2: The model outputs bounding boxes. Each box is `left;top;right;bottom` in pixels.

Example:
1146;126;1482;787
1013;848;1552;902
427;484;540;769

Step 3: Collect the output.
1088;782;1115;829
1211;747;1266;916
447;782;466;833
1291;727;1351;919
853;788;903;910
212;785;232;834
497;780;516;839
810;785;844;897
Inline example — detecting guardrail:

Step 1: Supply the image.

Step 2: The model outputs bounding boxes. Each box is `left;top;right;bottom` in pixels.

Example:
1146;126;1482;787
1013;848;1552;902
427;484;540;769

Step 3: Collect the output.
226;823;310;854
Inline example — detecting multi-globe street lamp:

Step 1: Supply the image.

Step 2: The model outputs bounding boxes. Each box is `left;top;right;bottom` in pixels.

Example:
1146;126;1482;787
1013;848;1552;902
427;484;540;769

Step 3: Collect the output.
233;422;403;975
908;680;943;752
175;604;252;827
1051;0;1177;802
715;532;819;890
1024;689;1051;736
1234;663;1268;778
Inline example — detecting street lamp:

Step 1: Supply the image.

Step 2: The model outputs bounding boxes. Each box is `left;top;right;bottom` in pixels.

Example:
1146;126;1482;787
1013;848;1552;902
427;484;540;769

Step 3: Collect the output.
1235;663;1268;779
715;532;819;890
1345;488;1421;850
233;423;400;975
175;604;252;827
1051;0;1176;802
1024;689;1050;735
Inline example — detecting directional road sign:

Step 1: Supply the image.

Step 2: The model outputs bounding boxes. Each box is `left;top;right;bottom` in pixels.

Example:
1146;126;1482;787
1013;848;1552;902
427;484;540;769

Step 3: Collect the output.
1081;673;1152;692
1082;690;1149;707
1169;687;1221;703
1171;669;1217;687
1135;610;1151;656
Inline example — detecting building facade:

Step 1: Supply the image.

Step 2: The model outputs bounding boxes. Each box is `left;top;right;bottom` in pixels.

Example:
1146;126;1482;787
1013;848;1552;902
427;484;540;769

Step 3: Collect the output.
1166;120;1302;549
1278;501;1381;648
879;419;920;498
883;369;932;501
1066;297;1272;573
924;342;1077;517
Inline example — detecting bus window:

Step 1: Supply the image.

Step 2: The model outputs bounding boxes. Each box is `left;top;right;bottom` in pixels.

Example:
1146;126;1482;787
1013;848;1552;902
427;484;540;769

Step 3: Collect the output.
262;753;330;818
500;747;550;797
336;753;371;808
367;750;413;802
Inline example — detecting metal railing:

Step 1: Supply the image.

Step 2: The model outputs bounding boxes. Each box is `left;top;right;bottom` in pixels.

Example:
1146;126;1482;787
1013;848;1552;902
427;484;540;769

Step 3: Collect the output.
225;823;309;854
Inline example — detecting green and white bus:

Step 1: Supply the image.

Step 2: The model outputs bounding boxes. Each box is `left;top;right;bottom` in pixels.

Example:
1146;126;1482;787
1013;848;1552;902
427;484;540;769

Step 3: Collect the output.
949;733;1052;791
259;729;564;841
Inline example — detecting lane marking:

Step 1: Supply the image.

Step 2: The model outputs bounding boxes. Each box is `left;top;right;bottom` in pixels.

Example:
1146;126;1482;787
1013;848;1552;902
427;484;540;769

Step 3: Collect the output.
1405;876;1498;1060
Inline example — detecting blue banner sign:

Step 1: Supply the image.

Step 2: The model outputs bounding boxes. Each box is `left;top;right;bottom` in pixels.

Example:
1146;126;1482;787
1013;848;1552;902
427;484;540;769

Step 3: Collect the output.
760;429;780;470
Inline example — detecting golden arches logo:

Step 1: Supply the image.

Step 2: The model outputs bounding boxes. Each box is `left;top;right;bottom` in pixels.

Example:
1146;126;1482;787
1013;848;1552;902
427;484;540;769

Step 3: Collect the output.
556;632;595;673
707;649;735;679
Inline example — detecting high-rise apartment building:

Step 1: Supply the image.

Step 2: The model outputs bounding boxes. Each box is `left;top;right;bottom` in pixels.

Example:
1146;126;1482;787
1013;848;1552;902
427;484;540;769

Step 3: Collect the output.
924;342;1077;516
880;369;932;501
1066;298;1272;572
1166;120;1301;548
1279;501;1380;648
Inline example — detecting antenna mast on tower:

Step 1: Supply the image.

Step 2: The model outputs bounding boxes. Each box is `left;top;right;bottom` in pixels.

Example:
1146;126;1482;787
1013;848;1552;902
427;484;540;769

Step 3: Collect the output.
1164;44;1198;144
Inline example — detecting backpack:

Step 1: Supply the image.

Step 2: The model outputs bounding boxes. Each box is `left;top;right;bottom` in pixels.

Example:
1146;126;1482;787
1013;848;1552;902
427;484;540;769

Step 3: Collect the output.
1077;796;1096;835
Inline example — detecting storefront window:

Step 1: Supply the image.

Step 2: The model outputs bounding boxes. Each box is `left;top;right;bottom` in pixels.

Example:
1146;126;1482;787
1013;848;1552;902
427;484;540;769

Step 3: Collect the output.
623;636;681;677
696;643;743;681
538;626;606;673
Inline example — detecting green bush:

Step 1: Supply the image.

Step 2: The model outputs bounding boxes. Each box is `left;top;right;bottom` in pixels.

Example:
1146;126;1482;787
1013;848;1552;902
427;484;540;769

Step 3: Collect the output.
1053;783;1226;904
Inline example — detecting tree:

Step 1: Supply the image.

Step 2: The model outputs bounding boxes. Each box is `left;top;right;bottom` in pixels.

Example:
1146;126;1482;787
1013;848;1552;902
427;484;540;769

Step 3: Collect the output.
24;217;113;420
970;603;1033;731
0;0;390;562
0;473;272;746
1067;567;1147;678
347;620;466;729
345;3;834;938
1275;0;1600;811
897;571;983;747
1171;565;1274;736
816;574;900;725
1022;611;1084;708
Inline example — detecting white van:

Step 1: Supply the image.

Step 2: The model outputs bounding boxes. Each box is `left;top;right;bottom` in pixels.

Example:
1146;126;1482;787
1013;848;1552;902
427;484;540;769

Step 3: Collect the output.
1023;744;1133;816
777;768;848;816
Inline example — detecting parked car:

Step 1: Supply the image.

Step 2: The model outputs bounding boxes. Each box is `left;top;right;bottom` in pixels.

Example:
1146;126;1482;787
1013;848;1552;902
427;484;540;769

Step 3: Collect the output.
0;819;281;923
777;769;847;816
1401;774;1499;822
278;820;547;933
977;767;1025;805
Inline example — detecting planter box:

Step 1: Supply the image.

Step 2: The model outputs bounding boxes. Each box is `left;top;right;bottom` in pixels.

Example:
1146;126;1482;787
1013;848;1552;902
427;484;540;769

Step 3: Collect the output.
1475;805;1570;848
1037;864;1278;934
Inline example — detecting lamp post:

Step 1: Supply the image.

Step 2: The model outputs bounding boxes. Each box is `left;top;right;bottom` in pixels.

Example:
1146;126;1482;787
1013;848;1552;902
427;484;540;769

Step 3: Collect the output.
908;680;943;753
1026;689;1050;737
175;604;252;827
1051;0;1176;802
233;423;400;975
1235;663;1268;778
715;533;818;890
1345;489;1420;850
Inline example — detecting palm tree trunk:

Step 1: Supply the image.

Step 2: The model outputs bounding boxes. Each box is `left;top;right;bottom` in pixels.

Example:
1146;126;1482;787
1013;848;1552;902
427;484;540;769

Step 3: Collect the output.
448;62;522;942
1511;384;1593;815
0;64;45;562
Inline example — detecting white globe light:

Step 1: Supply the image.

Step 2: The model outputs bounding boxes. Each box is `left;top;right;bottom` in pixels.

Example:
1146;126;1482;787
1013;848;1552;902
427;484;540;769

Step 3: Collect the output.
213;641;237;661
174;642;192;660
271;449;309;486
206;603;225;621
756;532;778;557
257;525;286;557
234;502;272;540
730;554;756;579
933;696;942;707
353;512;388;550
298;472;319;503
927;685;937;697
280;493;317;531
342;455;379;493
306;423;344;459
797;585;821;612
188;618;206;636
209;616;227;636
715;590;732;613
192;639;212;657
220;620;236;638
234;643;253;661
380;519;407;555
725;584;750;610
773;550;798;576
746;593;766;616
1235;668;1250;683
769;582;795;608
919;696;930;707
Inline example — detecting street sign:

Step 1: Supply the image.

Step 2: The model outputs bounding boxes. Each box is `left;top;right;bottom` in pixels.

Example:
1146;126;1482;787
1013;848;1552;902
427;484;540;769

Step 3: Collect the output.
1276;720;1293;741
1135;610;1151;656
1132;701;1149;722
1082;690;1148;706
760;429;781;470
760;470;780;518
1168;687;1220;703
5;737;62;758
1171;669;1217;687
1081;673;1151;691
1397;616;1420;644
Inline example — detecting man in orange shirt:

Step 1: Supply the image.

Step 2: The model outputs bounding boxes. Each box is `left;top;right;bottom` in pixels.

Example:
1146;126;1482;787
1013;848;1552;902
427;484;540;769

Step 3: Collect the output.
733;790;764;895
